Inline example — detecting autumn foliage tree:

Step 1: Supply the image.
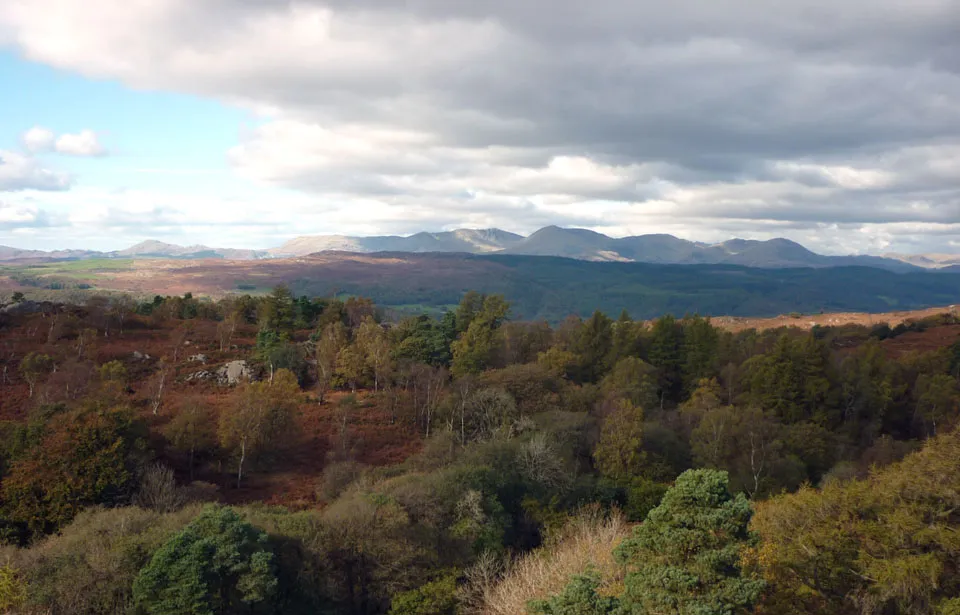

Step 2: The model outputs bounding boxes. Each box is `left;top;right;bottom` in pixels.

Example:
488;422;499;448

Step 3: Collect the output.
19;352;54;398
219;369;299;487
593;399;645;480
1;403;148;537
749;425;960;615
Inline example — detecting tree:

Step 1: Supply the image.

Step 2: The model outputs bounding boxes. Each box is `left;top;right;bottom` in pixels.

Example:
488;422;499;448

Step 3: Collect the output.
528;572;620;615
316;321;348;402
149;362;169;415
357;316;392;392
19;352;54;398
392;315;453;367
913;373;959;437
76;327;99;360
111;294;137;335
451;295;510;377
132;506;277;615
217;310;241;352
607;309;640;368
2;403;148;536
614;469;764;615
593;399;645;480
336;343;366;393
219;369;299;488
454;290;485;335
749;426;960;615
135;463;184;513
600;357;658;410
259;284;296;334
462;387;518;442
647;314;684;407
11;291;24;304
690;405;789;497
165;400;216;481
570;311;613;383
681;315;720;394
389;573;459;615
742;334;836;425
170;323;192;363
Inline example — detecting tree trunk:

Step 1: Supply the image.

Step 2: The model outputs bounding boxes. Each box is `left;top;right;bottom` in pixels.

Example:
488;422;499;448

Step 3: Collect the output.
152;371;166;415
237;438;246;489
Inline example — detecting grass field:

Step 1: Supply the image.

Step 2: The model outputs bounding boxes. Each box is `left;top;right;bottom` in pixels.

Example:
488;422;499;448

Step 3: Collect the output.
0;258;134;278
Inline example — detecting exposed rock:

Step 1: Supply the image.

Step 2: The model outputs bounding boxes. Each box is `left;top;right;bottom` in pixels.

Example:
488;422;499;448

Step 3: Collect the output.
132;351;152;361
216;360;251;385
185;371;214;382
188;354;209;364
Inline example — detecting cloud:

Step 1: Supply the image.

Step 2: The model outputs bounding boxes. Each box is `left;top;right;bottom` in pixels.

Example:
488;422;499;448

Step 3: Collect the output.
0;201;60;230
0;151;72;191
22;126;55;153
1;0;959;253
55;130;107;156
20;127;107;156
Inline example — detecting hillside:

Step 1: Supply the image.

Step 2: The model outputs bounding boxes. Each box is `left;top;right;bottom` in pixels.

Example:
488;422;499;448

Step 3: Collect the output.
3;226;950;271
5;252;960;322
271;228;525;257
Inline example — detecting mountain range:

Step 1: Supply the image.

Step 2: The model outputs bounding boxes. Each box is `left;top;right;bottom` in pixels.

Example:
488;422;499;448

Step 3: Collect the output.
2;227;958;272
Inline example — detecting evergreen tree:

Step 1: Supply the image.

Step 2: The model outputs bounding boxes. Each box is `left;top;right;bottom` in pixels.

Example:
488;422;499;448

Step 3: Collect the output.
571;311;614;383
647;315;684;408
614;469;765;615
528;572;620;615
133;506;277;615
681;315;720;395
451;295;509;377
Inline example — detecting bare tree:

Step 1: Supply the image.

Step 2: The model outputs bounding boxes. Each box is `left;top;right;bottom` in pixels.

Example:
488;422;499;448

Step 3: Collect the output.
411;363;448;438
217;311;241;352
135;464;185;513
170;323;191;363
149;362;169;415
111;294;137;335
76;327;99;360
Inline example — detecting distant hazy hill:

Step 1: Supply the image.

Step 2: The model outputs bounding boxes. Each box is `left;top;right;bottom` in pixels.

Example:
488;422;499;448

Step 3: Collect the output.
270;228;524;257
0;240;269;262
115;240;270;260
883;253;960;269
1;226;954;271
499;227;920;271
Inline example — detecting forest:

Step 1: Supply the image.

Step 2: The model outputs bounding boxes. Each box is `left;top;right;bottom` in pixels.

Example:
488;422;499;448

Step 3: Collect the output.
0;287;958;614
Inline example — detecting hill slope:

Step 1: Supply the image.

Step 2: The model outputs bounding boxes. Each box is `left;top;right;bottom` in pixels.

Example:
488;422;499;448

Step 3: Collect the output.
24;252;959;322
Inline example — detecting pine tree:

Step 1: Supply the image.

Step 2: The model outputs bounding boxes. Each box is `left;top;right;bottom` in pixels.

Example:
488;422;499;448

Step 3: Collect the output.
614;469;765;615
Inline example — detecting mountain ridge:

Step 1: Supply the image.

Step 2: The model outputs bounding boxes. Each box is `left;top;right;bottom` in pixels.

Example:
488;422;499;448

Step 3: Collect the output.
1;226;954;272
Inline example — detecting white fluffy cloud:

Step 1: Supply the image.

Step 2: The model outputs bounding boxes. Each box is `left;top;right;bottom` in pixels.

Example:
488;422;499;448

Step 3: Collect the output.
55;130;106;156
22;126;55;153
0;151;71;192
1;0;959;252
21;127;107;157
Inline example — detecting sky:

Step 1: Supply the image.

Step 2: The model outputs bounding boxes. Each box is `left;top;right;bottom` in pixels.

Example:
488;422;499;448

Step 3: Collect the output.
0;0;959;254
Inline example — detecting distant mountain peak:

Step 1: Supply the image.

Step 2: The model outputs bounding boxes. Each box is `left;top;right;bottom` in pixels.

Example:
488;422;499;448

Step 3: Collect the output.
0;227;943;272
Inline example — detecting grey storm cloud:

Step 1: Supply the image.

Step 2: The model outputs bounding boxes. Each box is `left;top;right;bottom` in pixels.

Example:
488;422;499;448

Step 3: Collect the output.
2;0;960;251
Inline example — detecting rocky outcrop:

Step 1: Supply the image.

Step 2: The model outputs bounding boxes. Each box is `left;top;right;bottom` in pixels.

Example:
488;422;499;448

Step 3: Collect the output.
185;370;214;382
216;360;251;385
